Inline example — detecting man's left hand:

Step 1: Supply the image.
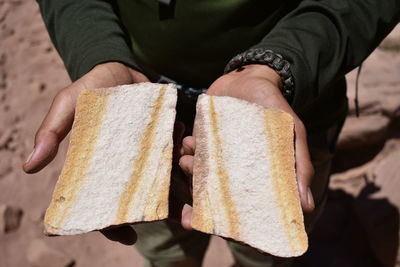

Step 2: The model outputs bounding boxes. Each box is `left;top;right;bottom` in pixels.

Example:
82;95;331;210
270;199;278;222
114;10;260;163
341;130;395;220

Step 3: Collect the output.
179;64;315;230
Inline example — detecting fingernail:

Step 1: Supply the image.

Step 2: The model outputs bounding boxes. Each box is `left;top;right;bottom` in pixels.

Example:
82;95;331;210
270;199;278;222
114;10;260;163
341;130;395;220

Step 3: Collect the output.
25;148;35;164
307;187;315;209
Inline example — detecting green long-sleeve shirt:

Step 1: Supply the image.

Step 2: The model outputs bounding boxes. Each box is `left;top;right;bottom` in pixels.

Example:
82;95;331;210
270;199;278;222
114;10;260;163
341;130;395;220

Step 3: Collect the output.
37;0;399;132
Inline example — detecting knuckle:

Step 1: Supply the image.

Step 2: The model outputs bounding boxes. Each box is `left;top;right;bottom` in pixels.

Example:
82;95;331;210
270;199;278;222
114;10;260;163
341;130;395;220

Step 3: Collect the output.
55;86;77;107
34;128;44;143
54;88;71;103
207;77;230;95
178;156;187;167
54;88;67;100
182;136;190;145
182;138;194;151
34;127;56;144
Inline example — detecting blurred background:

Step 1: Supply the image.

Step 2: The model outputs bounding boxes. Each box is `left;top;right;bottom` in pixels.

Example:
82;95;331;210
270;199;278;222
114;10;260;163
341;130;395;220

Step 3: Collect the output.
0;1;399;266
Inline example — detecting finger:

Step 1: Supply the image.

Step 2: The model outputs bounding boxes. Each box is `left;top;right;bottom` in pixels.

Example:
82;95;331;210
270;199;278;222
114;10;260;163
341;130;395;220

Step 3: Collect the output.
181;136;195;156
23;89;76;173
293;121;315;213
181;204;193;230
179;155;194;177
23;131;60;174
100;226;137;245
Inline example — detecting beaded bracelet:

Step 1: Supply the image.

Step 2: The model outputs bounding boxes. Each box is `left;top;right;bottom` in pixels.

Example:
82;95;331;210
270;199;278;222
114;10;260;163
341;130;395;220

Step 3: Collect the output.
224;48;295;101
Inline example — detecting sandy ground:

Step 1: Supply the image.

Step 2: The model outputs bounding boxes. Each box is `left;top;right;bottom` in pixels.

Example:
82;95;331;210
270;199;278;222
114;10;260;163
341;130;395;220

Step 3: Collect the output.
0;1;399;267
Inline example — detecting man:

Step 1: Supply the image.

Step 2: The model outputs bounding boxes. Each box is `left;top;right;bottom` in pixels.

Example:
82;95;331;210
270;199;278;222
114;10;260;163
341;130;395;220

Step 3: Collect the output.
23;1;399;266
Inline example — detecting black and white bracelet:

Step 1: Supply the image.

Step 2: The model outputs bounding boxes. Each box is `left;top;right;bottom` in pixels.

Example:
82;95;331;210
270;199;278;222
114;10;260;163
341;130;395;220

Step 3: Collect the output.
224;48;295;101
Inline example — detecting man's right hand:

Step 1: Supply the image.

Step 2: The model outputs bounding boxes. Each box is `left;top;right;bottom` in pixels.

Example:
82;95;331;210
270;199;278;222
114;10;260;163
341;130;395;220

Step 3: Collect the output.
23;62;149;174
22;62;149;245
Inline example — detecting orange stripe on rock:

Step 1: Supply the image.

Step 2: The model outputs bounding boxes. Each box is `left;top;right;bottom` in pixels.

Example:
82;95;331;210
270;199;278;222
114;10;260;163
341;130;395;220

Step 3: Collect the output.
209;96;240;238
44;89;110;232
143;141;173;221
191;99;214;233
263;110;307;254
115;85;167;223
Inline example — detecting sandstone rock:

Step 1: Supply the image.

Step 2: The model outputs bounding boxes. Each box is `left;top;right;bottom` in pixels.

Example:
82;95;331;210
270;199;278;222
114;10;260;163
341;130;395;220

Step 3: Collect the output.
372;144;400;267
337;115;390;150
345;25;400;150
347;92;382;116
372;144;400;206
380;94;400;118
27;239;75;267
331;139;400;192
348;90;400;119
354;142;400;267
0;204;23;233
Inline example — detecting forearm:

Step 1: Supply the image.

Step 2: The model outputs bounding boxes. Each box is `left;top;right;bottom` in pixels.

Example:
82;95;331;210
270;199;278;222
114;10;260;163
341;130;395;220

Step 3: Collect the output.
37;0;141;81
253;0;400;113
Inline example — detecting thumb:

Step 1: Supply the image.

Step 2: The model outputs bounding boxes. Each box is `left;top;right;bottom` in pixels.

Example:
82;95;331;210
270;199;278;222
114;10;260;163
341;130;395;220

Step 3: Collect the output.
294;120;315;213
23;88;76;173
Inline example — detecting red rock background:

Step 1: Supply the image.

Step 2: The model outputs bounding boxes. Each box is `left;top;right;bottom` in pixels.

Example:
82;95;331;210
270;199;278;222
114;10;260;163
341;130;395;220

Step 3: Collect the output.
0;1;399;266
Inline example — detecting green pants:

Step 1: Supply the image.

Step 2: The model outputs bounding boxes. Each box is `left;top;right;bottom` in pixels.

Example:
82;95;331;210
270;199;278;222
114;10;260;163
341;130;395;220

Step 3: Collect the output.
133;100;344;267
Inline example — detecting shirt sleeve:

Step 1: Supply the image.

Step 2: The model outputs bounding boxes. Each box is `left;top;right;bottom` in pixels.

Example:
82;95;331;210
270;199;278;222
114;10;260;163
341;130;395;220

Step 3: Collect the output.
253;0;400;113
37;0;141;81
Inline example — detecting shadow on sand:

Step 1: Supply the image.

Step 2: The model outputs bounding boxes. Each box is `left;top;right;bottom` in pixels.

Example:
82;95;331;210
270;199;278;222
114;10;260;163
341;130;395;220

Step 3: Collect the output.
295;180;399;267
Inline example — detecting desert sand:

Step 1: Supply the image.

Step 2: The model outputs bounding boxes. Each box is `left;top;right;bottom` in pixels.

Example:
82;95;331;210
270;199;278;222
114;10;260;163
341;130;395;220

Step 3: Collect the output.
0;1;399;267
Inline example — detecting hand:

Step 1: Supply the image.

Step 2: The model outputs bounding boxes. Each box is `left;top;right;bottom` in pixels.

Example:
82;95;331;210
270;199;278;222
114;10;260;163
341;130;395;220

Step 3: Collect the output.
179;64;315;229
23;62;149;173
22;62;151;245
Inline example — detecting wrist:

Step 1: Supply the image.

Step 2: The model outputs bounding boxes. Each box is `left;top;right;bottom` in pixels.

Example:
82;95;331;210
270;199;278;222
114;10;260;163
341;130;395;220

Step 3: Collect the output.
224;49;294;102
238;64;282;88
221;64;283;98
208;65;286;106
